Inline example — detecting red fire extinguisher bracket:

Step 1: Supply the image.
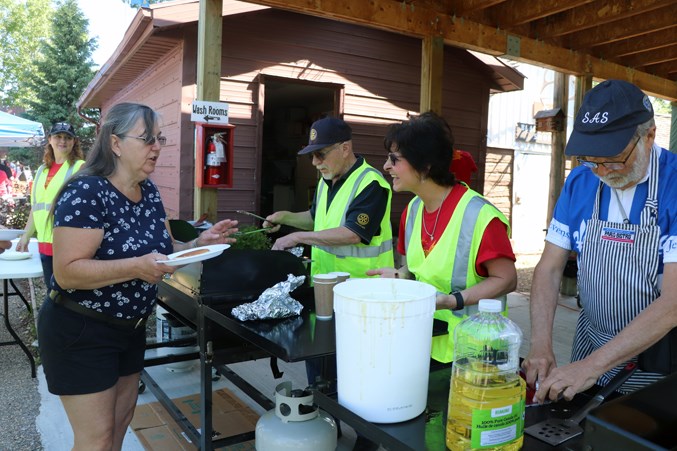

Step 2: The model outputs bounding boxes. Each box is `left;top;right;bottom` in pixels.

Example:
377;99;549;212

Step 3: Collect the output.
196;123;234;188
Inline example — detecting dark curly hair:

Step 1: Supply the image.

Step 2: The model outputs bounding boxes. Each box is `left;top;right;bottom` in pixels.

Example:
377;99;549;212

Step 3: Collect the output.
383;111;456;186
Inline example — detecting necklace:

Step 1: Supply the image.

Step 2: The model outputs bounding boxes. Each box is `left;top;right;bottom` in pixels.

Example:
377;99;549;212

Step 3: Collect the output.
422;188;451;241
422;205;442;241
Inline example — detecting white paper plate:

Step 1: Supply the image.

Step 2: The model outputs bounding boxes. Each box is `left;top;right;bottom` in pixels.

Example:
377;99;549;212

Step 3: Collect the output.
162;244;230;267
0;251;32;261
0;229;25;240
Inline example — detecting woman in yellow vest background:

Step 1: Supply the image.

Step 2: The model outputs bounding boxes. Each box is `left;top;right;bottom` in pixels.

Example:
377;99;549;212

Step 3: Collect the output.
367;112;517;363
16;122;84;287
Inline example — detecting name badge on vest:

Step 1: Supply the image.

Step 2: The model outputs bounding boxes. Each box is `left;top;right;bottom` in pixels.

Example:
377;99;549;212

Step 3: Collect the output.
600;227;635;244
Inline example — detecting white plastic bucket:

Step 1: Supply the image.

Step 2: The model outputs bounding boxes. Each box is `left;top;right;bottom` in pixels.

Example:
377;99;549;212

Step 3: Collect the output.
333;278;436;423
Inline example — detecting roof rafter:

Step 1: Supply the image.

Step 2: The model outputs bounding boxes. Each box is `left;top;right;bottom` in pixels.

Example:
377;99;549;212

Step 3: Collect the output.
620;45;677;69
241;0;677;99
594;27;677;58
566;6;676;49
645;60;677;79
531;0;675;38
490;0;590;28
447;0;508;15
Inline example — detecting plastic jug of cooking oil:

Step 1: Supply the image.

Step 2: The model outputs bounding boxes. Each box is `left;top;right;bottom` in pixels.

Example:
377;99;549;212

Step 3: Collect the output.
446;299;526;450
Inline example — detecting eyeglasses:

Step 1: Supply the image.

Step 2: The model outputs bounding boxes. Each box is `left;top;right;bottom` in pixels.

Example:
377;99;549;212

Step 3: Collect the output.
387;153;401;165
576;137;640;170
309;142;342;161
120;134;167;146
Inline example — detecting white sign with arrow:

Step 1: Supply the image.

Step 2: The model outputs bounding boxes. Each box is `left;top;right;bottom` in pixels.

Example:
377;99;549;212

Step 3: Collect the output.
191;101;229;125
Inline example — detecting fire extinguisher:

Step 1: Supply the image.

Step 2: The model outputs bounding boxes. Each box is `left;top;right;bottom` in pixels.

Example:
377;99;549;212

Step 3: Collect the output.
204;136;221;185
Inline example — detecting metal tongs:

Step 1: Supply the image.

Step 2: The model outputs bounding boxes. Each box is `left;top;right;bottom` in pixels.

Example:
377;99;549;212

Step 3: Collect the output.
234;210;275;236
236;210;270;223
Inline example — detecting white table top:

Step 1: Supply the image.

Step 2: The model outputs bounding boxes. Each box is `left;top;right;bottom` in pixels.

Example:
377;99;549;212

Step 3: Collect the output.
0;238;43;279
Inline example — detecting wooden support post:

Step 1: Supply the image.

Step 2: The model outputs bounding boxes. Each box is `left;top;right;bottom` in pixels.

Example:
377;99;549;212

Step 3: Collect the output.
420;36;444;114
195;0;223;223
571;74;593;169
546;72;568;225
671;101;677;153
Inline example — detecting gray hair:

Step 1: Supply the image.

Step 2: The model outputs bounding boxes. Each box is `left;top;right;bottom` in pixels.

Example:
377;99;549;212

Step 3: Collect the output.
634;118;656;138
78;103;160;178
49;103;160;218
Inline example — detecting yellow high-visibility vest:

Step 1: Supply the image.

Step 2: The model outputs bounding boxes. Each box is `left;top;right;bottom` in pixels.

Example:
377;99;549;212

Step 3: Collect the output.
31;160;84;244
312;159;394;279
404;188;510;363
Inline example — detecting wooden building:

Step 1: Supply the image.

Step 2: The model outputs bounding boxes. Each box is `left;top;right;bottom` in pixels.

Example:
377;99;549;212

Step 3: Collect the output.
77;0;523;230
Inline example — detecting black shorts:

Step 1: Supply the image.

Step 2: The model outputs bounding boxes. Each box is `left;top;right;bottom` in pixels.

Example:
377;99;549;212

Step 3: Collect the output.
38;296;147;396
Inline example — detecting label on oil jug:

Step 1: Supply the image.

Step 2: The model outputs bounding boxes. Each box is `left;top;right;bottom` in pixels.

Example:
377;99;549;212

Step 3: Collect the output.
470;399;524;448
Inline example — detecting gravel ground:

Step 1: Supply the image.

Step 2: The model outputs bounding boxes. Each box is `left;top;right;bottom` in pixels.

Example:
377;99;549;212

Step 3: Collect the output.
0;277;158;451
0;278;43;451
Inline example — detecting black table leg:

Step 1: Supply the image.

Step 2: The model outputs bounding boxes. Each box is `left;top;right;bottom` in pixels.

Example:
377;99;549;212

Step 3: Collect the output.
1;279;36;378
9;279;31;312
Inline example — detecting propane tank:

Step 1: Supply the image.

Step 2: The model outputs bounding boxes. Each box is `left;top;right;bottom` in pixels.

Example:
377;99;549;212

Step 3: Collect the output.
204;136;221;185
255;381;337;451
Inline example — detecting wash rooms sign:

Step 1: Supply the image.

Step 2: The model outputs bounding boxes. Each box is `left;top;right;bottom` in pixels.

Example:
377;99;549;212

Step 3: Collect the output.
191;101;229;125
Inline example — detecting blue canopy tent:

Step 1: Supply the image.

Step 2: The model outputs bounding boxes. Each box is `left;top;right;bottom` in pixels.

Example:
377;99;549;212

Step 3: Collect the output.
0;111;44;148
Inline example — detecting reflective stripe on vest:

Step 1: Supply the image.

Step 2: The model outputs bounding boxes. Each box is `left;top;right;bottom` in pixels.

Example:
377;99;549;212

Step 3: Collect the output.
404;189;509;363
31;160;83;243
311;160;393;278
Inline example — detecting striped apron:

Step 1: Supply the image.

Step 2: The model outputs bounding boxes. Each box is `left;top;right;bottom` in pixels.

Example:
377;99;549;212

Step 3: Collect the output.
573;149;663;393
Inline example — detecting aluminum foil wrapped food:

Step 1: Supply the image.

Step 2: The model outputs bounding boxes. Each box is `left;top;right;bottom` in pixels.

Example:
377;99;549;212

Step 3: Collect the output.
231;273;305;321
287;246;304;258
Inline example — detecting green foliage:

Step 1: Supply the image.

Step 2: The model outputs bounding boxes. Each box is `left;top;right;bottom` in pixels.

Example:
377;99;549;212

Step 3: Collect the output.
651;97;672;116
0;198;31;229
27;0;98;152
231;226;273;250
0;0;53;108
7;144;44;172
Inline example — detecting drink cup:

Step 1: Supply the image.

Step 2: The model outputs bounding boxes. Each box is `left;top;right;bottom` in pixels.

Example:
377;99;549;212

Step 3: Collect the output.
313;274;338;320
328;271;350;283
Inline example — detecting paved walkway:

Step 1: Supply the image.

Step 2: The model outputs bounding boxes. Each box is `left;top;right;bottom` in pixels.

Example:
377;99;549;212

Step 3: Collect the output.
1;287;581;450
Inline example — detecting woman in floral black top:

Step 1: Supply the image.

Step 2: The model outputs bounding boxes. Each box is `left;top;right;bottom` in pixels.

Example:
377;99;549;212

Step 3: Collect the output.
38;103;239;450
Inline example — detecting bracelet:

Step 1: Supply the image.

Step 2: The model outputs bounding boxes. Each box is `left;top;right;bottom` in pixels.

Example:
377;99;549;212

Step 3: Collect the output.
451;291;464;311
192;238;199;248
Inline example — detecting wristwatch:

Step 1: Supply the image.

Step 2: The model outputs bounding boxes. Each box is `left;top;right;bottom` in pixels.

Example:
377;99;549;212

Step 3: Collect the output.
451;291;464;311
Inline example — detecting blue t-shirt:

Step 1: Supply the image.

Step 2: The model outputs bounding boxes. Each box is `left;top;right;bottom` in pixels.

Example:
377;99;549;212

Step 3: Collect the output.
546;146;677;280
53;176;172;319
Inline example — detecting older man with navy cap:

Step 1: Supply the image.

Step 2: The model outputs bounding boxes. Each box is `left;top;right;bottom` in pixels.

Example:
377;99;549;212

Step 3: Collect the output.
265;116;393;279
523;80;677;402
265;118;393;447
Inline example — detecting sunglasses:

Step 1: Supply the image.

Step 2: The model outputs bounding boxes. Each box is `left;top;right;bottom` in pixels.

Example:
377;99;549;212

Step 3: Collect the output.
576;136;640;170
309;142;342;161
387;153;401;165
120;134;167;146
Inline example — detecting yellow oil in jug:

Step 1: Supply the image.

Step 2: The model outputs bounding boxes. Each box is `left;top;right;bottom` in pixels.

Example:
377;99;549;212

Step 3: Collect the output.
446;362;525;451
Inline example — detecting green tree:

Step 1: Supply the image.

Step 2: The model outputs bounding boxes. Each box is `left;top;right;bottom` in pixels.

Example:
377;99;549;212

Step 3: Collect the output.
28;0;98;150
122;0;171;6
651;97;672;116
0;0;53;108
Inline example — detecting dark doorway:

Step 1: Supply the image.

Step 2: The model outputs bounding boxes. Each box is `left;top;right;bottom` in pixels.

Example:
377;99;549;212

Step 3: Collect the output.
260;77;339;217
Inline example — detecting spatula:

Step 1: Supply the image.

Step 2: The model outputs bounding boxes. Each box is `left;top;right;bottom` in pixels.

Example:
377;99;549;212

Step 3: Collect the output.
524;361;637;446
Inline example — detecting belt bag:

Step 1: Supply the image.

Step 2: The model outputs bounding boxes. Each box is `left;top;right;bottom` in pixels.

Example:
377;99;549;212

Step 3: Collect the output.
638;327;677;375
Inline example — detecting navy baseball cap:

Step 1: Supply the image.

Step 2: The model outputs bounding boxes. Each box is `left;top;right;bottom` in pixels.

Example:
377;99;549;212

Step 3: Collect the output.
49;122;76;137
565;80;653;158
298;117;352;155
